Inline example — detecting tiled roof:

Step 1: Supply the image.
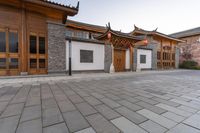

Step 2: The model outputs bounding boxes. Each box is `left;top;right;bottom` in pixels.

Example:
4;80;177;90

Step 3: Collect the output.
170;27;200;38
132;25;184;43
66;20;107;33
44;0;79;10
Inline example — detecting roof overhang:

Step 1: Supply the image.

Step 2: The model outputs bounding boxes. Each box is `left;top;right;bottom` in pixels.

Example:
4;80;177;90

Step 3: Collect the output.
24;0;79;16
0;0;79;23
133;30;185;43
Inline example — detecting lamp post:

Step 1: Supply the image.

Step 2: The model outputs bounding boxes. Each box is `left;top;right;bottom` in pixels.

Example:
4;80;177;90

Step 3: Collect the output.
69;39;72;76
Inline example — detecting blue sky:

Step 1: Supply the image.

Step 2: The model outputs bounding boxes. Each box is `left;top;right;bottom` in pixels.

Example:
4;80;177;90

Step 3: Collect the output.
53;0;200;34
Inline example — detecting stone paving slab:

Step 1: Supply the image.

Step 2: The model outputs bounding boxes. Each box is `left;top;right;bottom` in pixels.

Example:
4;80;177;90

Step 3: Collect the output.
111;117;147;133
0;70;200;133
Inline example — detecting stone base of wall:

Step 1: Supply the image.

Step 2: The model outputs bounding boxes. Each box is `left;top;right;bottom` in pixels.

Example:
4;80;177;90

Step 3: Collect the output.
48;22;66;73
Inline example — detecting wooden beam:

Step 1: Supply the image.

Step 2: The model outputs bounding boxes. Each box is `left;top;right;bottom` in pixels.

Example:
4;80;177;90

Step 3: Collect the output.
21;5;27;74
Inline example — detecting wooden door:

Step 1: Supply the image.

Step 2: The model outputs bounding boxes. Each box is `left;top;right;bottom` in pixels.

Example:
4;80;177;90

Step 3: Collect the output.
114;49;126;72
0;28;20;76
28;33;47;75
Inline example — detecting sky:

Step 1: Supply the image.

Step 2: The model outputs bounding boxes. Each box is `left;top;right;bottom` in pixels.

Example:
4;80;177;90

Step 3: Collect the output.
53;0;200;34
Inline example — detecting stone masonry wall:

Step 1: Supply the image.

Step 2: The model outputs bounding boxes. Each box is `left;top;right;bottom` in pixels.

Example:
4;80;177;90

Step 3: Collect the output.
104;44;112;73
48;22;66;73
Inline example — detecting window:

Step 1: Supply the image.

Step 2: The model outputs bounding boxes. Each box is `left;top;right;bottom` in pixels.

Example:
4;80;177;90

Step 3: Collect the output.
9;32;18;53
140;55;146;64
66;30;73;37
0;58;6;69
0;32;6;52
39;59;45;68
30;36;37;54
39;37;45;54
30;59;37;68
9;58;18;69
80;50;93;63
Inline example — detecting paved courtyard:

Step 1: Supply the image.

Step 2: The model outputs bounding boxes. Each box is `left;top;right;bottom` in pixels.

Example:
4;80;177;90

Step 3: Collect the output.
0;70;200;133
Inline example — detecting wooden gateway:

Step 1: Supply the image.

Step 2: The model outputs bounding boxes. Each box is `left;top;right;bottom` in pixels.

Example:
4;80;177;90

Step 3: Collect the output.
95;25;145;72
0;0;78;76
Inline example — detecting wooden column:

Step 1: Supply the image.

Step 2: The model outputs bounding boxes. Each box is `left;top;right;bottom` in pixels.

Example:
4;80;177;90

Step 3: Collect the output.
160;40;163;69
170;41;173;68
129;45;133;71
21;5;27;74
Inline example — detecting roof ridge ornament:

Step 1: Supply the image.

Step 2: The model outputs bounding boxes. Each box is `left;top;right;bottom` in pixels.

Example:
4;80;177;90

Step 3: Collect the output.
76;1;80;10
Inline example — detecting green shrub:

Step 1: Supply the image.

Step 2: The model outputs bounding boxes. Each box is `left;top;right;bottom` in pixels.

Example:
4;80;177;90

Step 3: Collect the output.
179;60;199;69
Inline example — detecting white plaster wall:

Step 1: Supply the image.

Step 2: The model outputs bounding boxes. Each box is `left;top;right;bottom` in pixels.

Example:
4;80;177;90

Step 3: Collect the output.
126;49;130;69
66;41;105;71
137;49;152;69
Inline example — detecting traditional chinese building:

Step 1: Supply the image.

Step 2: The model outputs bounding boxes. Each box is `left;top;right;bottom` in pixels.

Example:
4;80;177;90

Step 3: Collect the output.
131;26;184;70
0;0;79;76
171;27;200;66
65;21;184;73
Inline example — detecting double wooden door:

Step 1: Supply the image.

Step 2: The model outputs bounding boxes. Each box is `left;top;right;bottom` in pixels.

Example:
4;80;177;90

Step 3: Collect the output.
114;49;126;72
28;33;47;75
0;28;20;76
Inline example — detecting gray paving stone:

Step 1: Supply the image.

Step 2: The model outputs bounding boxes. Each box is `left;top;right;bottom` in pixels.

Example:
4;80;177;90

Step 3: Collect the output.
118;100;143;111
100;98;121;108
183;114;200;130
1;103;24;118
119;94;140;103
111;117;147;133
137;109;177;129
68;94;84;104
42;98;57;110
57;100;76;113
0;115;20;133
156;103;192;117
63;110;89;132
76;102;97;116
166;123;200;133
26;97;40;107
75;127;96;133
161;112;185;123
135;96;159;105
42;107;64;127
139;120;167;133
177;105;198;113
170;99;200;109
152;97;180;107
0;101;8;113
95;104;121;120
16;119;42;133
104;93;121;100
91;92;105;99
115;107;148;124
84;96;102;106
20;105;41;122
135;101;167;115
43;123;69;133
86;113;120;133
